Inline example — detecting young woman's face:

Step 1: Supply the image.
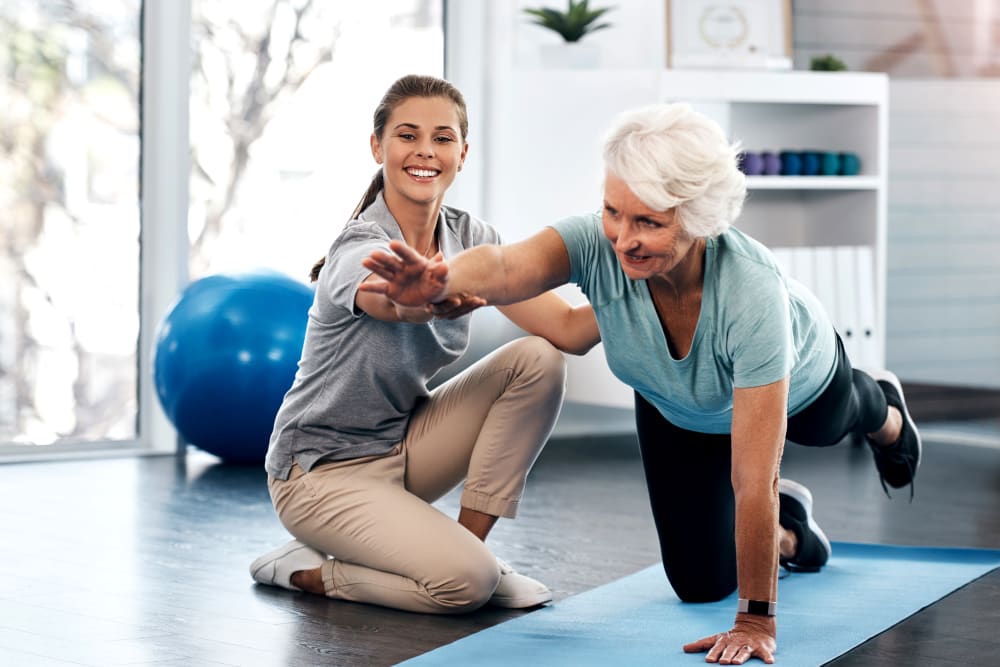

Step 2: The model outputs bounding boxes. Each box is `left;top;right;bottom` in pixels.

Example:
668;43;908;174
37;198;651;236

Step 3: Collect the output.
371;96;467;211
601;172;699;282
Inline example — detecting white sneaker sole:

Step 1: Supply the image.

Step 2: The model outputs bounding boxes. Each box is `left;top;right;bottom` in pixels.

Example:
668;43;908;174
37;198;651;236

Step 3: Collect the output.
778;478;831;560
489;589;553;609
867;368;922;477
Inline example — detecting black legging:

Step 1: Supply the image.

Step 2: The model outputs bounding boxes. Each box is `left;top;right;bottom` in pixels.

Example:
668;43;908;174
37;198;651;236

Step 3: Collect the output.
635;333;887;603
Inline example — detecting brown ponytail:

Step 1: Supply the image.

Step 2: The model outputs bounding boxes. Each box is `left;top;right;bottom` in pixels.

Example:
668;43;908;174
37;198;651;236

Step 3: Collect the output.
308;74;469;283
308;257;325;283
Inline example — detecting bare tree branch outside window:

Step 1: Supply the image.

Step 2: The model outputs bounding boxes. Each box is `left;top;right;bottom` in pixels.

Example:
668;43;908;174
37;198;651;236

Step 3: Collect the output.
187;0;444;282
189;0;342;277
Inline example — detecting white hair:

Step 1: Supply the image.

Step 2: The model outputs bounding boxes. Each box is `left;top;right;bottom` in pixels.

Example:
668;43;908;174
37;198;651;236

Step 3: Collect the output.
602;103;746;238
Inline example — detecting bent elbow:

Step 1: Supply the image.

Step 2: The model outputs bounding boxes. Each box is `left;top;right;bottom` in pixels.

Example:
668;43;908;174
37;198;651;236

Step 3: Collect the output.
564;340;598;356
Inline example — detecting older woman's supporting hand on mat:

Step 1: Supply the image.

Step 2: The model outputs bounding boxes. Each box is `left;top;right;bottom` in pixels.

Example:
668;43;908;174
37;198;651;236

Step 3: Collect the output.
363;102;921;664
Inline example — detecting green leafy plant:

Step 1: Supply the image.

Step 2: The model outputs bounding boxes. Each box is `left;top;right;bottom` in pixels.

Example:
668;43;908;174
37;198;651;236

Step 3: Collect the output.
523;0;615;43
810;54;848;71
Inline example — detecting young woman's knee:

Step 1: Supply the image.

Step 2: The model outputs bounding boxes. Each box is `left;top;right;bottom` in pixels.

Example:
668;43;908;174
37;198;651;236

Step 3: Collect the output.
507;336;568;388
425;557;501;613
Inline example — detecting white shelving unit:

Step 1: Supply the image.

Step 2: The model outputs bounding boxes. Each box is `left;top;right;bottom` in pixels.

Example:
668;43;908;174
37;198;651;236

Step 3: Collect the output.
481;69;888;407
745;176;881;190
658;71;888;376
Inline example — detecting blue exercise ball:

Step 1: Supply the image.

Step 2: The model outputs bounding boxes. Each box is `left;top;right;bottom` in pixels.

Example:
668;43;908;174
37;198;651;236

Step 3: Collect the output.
153;271;313;464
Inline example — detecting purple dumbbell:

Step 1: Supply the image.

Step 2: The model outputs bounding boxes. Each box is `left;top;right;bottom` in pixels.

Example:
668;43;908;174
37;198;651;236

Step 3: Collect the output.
740;151;764;176
762;151;781;175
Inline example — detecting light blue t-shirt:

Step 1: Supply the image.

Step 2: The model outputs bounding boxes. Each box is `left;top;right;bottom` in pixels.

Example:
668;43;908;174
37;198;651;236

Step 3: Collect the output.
552;213;837;434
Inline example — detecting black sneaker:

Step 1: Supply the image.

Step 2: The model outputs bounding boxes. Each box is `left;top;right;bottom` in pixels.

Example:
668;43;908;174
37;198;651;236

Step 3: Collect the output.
778;478;831;572
865;369;921;498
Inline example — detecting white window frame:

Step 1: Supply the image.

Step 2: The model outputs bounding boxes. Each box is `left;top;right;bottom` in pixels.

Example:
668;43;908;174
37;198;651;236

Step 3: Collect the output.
138;0;191;457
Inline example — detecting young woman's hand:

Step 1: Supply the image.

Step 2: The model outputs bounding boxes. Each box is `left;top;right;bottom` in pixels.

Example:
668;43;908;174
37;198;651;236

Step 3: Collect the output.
361;241;450;306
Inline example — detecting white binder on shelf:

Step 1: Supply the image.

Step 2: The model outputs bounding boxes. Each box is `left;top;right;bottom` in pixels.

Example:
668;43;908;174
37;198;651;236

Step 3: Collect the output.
833;245;862;365
789;247;817;298
853;245;879;371
771;247;793;277
811;246;839;328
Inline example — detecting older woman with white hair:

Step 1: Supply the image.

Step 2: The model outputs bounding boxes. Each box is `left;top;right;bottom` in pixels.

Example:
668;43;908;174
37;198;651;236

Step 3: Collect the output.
361;103;921;665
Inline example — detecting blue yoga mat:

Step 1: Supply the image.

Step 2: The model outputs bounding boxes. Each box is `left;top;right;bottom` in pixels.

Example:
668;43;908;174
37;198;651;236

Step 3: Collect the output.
400;542;1000;667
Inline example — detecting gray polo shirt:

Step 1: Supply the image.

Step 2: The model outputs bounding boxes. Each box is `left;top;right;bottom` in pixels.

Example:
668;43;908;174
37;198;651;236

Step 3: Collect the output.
265;194;502;480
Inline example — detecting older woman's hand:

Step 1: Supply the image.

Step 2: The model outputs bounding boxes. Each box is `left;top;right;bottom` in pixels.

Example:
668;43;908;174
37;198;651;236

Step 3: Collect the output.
428;293;487;320
683;617;776;664
361;240;450;307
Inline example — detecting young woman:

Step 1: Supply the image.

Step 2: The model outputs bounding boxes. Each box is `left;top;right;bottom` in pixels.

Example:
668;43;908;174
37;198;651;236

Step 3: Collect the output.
361;102;920;663
249;74;600;613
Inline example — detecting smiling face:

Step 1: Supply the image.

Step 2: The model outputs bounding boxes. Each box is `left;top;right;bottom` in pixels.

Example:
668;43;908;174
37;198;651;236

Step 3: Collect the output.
601;172;701;283
371;95;468;214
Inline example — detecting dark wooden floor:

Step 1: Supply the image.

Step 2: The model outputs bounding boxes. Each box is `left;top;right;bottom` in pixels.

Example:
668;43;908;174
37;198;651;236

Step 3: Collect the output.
0;412;998;665
904;382;1000;422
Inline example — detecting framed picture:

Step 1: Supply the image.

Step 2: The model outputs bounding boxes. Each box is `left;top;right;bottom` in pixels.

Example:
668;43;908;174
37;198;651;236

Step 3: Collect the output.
666;0;792;70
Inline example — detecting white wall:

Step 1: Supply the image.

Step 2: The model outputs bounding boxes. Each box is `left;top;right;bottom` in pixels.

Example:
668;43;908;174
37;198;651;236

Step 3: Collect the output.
793;0;1000;77
512;0;665;69
885;80;1000;386
792;0;1000;386
447;0;669;222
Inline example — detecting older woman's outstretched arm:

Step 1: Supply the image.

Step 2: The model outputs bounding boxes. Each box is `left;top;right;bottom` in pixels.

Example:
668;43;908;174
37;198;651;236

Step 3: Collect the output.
361;227;601;354
361;228;571;307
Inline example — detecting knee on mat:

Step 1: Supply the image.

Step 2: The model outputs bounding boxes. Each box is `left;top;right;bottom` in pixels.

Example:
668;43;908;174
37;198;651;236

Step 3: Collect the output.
668;572;735;604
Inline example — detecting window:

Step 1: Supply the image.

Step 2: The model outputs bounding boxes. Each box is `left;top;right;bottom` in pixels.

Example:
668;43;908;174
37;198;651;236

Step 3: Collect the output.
0;0;446;456
0;0;141;450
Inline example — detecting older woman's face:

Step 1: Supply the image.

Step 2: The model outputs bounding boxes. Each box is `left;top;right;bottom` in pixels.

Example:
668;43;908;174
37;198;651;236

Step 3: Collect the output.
601;173;698;282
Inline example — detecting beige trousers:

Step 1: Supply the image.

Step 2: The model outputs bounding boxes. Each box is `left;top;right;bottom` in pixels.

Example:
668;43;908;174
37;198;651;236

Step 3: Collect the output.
268;336;566;614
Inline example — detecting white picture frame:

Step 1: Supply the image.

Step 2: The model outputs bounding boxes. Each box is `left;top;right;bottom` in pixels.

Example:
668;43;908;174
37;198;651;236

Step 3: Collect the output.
666;0;792;70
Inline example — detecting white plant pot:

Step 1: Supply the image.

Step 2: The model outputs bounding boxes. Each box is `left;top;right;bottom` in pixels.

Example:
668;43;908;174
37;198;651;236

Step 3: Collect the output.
540;41;601;69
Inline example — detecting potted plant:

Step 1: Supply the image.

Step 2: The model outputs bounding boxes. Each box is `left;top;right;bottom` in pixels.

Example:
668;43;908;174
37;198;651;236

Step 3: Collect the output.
523;0;616;68
810;54;848;71
523;0;615;42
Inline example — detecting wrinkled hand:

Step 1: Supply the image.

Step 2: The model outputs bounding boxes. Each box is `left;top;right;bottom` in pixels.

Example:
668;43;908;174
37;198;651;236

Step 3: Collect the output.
360;240;449;307
428;293;487;320
683;618;776;664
